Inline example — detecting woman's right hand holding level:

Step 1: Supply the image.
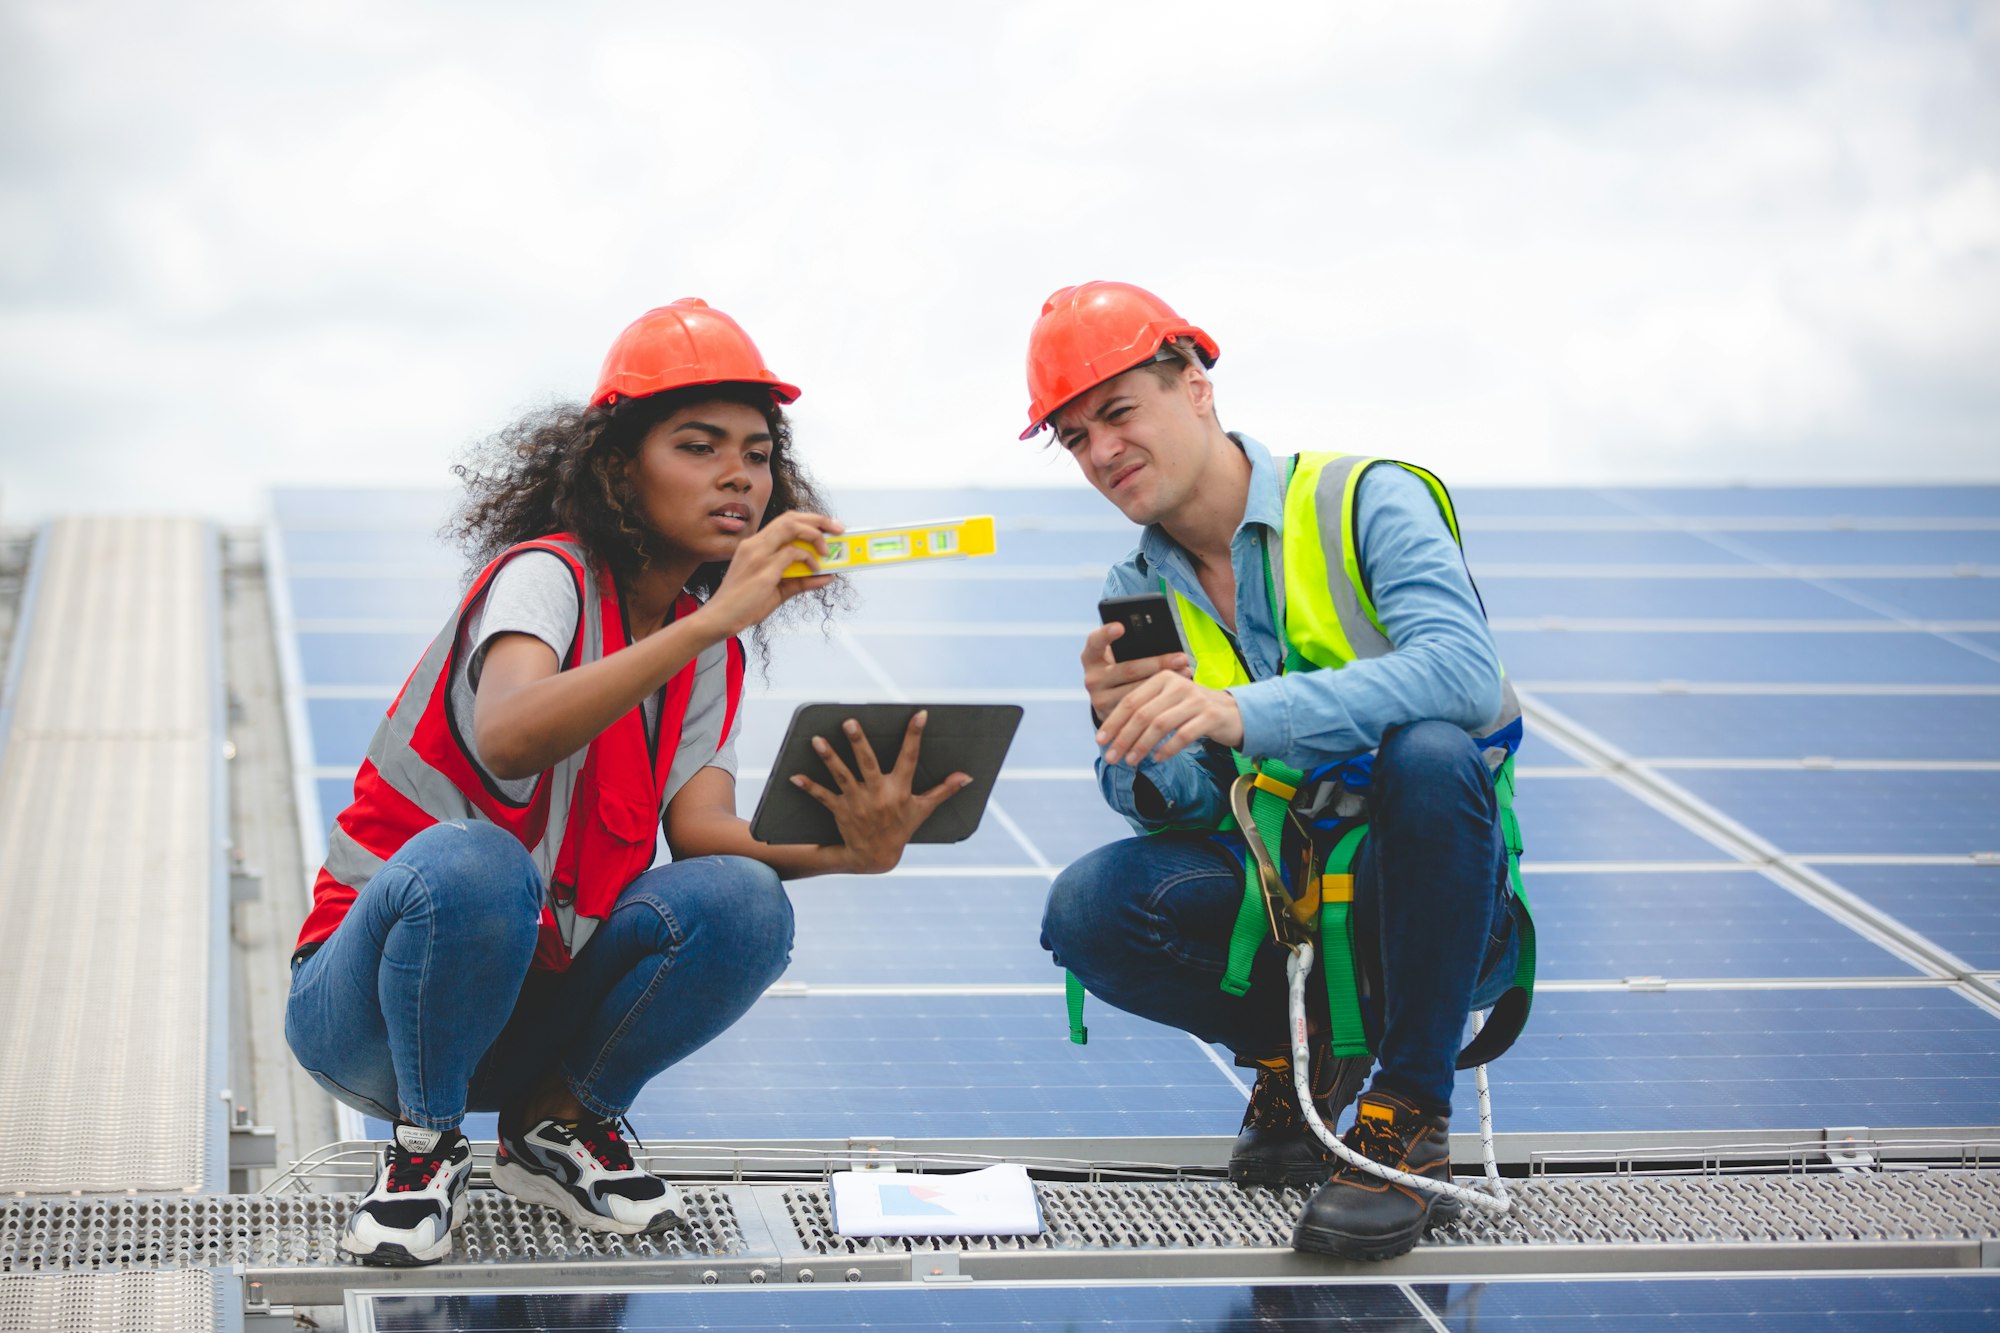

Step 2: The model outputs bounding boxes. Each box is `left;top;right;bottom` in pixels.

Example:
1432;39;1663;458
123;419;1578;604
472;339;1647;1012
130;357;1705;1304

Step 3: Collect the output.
698;511;843;638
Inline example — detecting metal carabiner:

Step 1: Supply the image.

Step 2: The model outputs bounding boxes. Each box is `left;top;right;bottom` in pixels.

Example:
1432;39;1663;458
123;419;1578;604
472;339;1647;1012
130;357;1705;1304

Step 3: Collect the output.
1229;772;1312;951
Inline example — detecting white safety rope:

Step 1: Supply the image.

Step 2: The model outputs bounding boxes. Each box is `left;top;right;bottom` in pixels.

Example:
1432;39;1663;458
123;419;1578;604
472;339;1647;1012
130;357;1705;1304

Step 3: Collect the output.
1285;941;1511;1215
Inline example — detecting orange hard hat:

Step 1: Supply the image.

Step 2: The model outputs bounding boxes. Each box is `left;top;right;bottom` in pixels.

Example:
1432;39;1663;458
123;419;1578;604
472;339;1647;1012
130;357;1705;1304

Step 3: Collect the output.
1020;281;1218;439
590;298;801;409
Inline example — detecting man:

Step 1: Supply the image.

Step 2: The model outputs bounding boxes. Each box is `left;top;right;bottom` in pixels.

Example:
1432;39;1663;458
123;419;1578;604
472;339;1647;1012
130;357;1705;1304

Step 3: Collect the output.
1027;281;1533;1261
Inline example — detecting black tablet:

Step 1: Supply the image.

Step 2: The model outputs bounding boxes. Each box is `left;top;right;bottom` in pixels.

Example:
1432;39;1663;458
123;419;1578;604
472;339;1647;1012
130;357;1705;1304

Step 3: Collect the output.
748;703;1023;846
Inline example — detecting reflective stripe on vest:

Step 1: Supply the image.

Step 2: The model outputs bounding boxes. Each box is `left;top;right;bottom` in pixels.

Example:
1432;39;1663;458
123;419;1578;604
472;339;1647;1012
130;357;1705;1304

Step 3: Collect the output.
296;535;743;970
1167;453;1522;759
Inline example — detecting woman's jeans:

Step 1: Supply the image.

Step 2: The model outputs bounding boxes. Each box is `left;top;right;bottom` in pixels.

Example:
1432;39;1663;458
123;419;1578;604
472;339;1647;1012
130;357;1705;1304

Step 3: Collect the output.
285;821;794;1131
1042;720;1523;1114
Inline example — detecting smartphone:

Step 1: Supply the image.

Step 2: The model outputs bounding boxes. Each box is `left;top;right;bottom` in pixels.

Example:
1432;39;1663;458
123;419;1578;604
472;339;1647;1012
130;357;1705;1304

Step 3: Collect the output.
1098;593;1186;663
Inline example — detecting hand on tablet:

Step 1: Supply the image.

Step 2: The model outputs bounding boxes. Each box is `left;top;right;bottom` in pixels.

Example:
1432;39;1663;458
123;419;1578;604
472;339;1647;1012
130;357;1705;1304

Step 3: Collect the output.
789;710;972;873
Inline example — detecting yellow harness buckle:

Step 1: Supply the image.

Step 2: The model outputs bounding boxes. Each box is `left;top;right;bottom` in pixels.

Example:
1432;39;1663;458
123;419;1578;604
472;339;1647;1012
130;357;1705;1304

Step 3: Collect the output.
1319;873;1354;904
1252;772;1297;802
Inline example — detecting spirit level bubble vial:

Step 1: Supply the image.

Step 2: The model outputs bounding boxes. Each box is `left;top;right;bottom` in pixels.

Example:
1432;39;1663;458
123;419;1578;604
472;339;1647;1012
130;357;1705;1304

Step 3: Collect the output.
784;516;997;577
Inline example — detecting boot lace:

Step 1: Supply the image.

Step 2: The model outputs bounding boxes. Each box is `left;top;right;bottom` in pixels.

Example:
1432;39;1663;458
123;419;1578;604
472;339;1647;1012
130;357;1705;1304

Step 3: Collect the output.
1241;1062;1302;1133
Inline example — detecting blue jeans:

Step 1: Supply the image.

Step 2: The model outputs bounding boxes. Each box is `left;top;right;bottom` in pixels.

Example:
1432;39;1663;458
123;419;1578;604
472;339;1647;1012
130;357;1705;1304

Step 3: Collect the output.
285;821;794;1130
1043;720;1522;1114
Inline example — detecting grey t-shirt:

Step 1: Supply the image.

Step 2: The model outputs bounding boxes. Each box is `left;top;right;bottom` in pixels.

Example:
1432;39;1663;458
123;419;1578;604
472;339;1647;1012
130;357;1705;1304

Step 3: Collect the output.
449;551;740;803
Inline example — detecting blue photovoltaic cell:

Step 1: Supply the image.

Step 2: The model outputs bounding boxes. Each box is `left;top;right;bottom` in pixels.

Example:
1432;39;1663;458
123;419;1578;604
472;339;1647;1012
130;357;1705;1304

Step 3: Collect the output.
281;527;458;570
1607;486;2000;518
1452;487;1638;517
849;574;1103;623
1460;529;1755;567
285;574;460;622
828;486;1113;524
1508;776;1726;864
830;631;1099;691
1478;576;1883;622
754;633;884;693
1530;691;2000;761
937;527;1133;568
1665;769;2000;857
315;778;353;830
1492;628;2000;685
1826;576;2000;621
1732;529;2000;567
1422;1275;2000;1332
307;697;393;769
786;875;1056;985
1812;864;2000;971
272;488;453;527
1457;986;2000;1131
934;776;1130;867
615;994;1243;1141
365;1282;1429;1332
1526;871;1918;981
296;630;430;686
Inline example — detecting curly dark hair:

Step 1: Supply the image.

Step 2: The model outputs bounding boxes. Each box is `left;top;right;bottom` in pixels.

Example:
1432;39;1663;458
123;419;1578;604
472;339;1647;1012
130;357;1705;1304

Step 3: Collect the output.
447;382;845;660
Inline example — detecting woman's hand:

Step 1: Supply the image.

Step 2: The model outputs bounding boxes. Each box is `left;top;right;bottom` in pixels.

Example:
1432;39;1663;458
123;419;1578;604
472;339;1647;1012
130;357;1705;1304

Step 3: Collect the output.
789;711;971;874
697;510;843;639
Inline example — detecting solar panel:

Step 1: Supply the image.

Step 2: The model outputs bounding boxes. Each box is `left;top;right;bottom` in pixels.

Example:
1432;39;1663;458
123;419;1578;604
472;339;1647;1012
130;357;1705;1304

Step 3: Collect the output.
358;1281;1430;1332
271;482;2000;1162
1526;692;2000;760
351;1275;2000;1332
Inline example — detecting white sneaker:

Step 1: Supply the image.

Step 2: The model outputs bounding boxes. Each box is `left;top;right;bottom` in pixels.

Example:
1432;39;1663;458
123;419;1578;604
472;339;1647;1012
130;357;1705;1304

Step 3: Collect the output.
340;1123;472;1266
490;1115;681;1235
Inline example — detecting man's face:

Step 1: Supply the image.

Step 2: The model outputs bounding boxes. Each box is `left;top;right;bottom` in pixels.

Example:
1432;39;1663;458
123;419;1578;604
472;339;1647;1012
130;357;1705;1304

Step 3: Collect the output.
1050;362;1208;526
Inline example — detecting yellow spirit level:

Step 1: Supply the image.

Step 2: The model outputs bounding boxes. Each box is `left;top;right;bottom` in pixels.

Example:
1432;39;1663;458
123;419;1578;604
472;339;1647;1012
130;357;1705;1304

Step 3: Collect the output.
783;516;997;577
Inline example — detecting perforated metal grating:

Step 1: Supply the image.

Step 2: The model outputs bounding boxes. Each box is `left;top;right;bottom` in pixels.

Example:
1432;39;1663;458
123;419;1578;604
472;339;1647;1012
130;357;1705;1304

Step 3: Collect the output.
0;519;218;1194
784;1171;2000;1255
0;1270;214;1333
0;1188;746;1275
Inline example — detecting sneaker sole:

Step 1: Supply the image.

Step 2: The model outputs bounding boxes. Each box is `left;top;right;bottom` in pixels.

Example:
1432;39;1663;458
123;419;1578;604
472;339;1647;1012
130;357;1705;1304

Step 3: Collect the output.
339;1193;464;1267
489;1158;680;1236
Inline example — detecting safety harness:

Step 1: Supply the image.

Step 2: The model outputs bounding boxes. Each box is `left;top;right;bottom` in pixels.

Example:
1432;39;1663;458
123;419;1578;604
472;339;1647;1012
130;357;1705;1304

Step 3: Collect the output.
1067;453;1536;1073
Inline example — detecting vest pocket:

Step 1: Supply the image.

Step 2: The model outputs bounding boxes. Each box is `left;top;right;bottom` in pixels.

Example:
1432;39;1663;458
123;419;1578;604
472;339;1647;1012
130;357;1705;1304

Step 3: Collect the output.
594;786;659;843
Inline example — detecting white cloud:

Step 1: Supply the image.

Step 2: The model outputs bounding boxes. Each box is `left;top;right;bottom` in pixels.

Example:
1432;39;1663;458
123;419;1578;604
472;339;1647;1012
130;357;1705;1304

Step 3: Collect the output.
1;0;1996;520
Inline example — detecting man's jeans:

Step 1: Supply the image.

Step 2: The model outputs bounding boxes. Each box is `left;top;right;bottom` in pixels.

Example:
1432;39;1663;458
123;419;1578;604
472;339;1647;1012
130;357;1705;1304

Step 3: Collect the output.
1043;720;1522;1113
285;821;794;1130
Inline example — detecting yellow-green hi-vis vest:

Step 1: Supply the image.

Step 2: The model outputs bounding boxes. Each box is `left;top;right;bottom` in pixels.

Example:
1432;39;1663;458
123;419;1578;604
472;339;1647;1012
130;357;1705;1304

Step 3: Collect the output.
1065;453;1536;1072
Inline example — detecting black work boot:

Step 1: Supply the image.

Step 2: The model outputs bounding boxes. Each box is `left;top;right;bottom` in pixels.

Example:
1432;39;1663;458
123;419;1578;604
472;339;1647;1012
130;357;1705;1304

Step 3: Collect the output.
1291;1088;1458;1260
1227;1049;1369;1189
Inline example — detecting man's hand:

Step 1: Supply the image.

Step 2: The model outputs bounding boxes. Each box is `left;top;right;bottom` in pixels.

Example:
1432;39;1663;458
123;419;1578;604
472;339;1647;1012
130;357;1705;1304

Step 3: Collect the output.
1081;621;1191;721
1096;671;1244;767
788;711;971;874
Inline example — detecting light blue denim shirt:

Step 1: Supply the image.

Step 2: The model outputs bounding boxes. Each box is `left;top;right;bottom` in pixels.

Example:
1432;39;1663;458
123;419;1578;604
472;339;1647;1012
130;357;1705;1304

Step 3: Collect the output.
1096;435;1506;832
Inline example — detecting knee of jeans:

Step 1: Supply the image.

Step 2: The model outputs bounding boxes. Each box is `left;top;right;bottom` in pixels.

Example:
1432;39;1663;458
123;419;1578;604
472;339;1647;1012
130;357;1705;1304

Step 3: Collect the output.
390;820;543;945
1041;863;1108;967
1374;720;1483;810
711;857;795;968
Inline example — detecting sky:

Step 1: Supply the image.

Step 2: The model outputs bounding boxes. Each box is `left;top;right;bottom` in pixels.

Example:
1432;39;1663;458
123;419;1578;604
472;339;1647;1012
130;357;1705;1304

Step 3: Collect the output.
2;0;1997;523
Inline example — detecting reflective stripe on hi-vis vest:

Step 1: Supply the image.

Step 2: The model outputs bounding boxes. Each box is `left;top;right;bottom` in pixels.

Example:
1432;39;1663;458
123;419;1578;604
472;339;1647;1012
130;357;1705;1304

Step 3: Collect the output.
295;535;745;972
1066;455;1535;1071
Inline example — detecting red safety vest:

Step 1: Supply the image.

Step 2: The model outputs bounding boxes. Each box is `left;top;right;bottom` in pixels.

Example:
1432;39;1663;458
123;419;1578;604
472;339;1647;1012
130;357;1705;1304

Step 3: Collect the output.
294;535;745;971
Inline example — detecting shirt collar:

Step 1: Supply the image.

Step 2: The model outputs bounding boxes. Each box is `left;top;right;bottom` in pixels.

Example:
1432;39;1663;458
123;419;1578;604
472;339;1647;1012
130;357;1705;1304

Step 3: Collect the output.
1136;433;1284;574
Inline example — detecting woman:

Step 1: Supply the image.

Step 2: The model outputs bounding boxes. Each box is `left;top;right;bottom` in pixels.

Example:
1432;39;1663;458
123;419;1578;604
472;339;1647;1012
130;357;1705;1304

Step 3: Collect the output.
285;299;967;1266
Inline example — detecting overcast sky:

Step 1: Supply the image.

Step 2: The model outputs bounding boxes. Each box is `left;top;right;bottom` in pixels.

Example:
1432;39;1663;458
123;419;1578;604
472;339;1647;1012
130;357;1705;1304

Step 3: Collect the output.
2;1;1996;523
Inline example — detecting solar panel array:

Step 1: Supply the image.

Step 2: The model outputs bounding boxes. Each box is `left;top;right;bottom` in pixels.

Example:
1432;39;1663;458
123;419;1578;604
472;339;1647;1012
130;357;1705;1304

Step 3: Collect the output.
352;1274;2000;1332
269;481;2000;1149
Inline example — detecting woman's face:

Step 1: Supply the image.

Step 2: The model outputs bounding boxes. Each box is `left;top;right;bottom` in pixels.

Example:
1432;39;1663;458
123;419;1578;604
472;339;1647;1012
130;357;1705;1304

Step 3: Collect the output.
627;398;776;566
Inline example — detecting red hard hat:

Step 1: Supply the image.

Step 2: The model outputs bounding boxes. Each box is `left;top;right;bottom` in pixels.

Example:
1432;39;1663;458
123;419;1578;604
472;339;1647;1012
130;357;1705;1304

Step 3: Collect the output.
1020;281;1218;439
590;298;801;409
